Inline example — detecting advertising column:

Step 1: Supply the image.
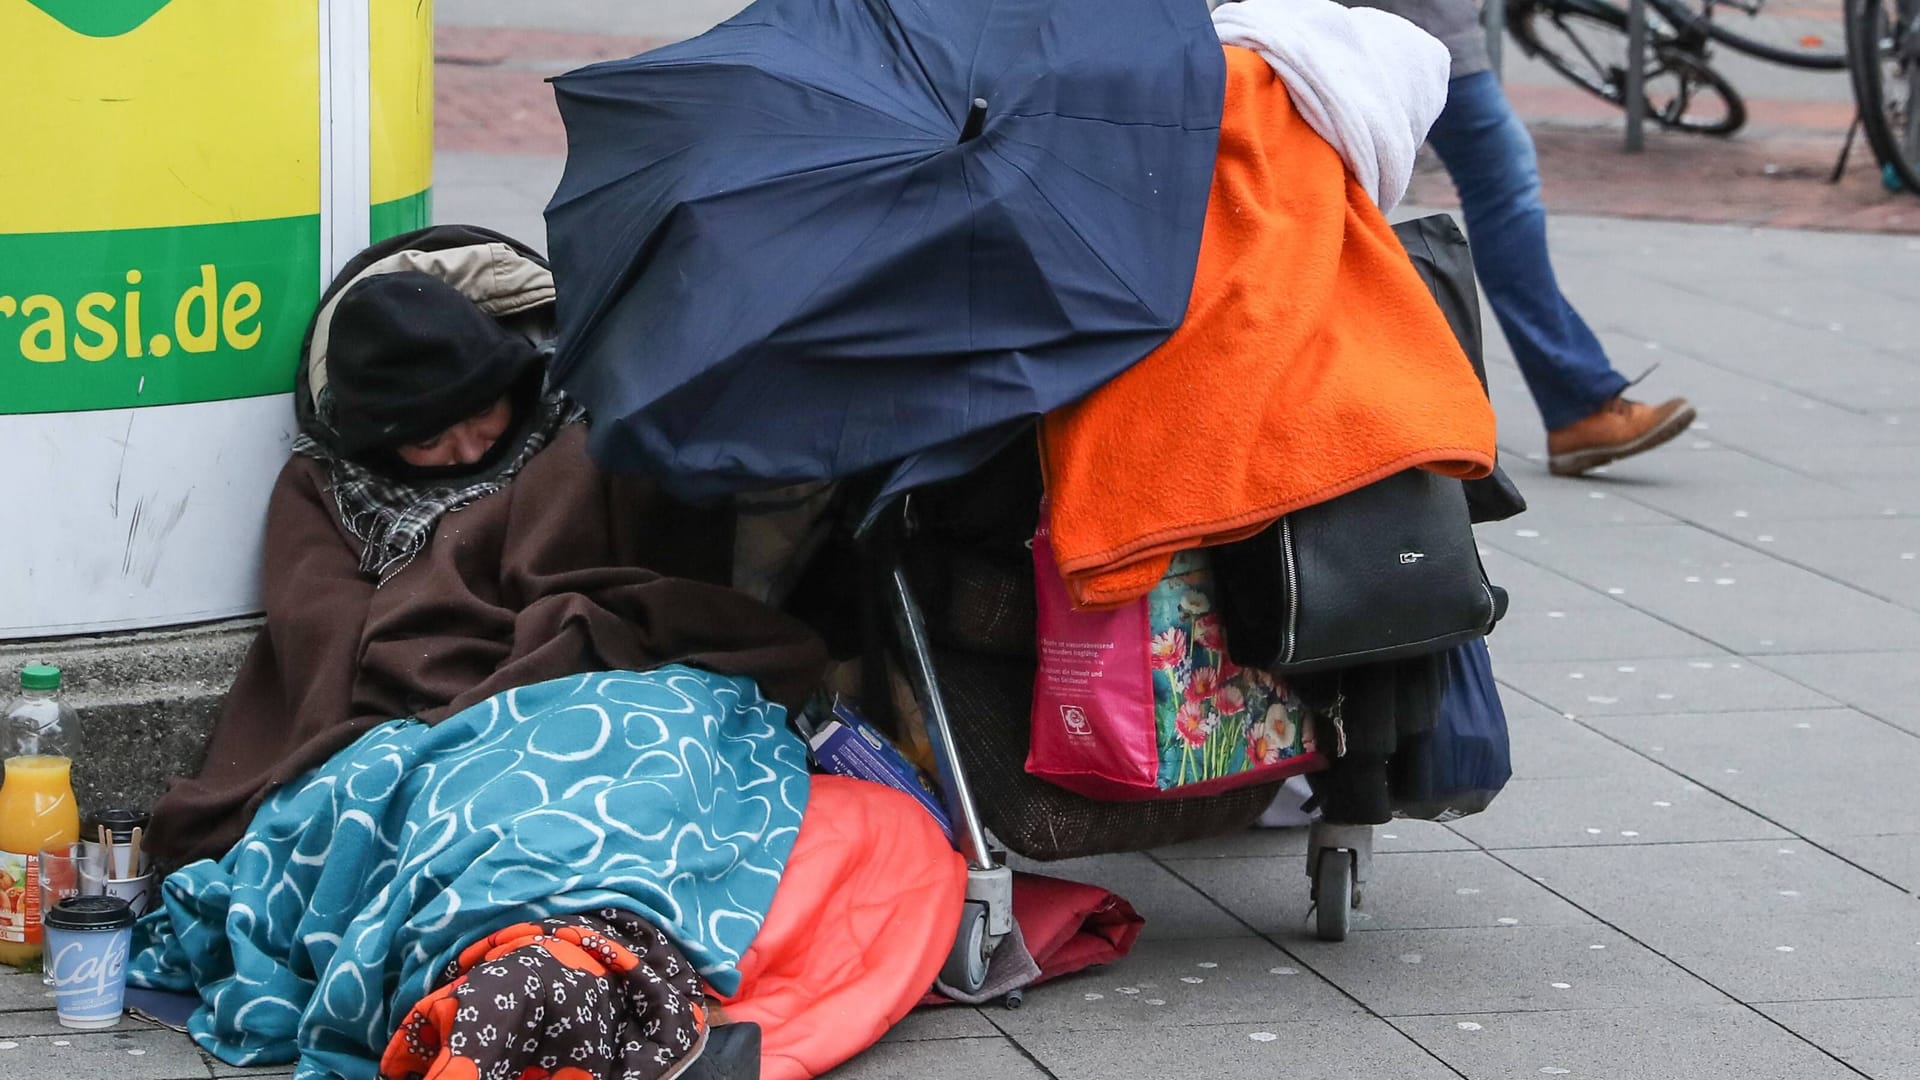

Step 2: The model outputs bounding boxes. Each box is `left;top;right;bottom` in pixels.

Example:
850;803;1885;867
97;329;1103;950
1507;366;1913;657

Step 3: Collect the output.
0;0;432;637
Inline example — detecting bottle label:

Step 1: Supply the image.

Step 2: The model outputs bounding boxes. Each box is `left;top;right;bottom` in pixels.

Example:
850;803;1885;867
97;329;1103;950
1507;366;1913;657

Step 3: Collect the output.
0;850;40;945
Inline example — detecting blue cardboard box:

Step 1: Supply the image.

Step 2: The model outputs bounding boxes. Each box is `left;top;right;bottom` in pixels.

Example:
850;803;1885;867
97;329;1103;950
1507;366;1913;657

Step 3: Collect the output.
807;700;954;843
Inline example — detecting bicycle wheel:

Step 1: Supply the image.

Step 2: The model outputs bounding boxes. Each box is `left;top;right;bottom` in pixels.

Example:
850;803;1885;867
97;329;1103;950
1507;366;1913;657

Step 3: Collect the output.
1508;0;1750;134
1679;0;1849;69
1848;0;1920;191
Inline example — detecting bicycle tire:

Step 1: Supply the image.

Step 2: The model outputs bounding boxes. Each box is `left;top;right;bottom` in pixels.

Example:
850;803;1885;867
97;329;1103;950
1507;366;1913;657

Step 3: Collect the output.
1507;0;1750;134
1676;0;1849;69
1846;0;1920;192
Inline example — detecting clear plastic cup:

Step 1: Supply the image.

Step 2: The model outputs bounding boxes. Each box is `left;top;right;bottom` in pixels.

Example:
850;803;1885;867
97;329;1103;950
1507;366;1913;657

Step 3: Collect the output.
37;843;108;985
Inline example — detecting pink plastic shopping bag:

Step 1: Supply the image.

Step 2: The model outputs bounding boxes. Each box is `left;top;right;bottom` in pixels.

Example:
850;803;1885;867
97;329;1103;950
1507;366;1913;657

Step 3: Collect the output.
1027;507;1323;800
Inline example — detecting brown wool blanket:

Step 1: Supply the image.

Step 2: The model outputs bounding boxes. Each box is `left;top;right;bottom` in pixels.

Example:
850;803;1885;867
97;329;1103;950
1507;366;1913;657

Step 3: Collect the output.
147;425;828;867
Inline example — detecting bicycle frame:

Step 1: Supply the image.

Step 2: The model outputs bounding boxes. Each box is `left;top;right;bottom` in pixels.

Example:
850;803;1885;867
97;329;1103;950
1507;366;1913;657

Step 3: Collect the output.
1505;0;1750;134
1508;0;1715;55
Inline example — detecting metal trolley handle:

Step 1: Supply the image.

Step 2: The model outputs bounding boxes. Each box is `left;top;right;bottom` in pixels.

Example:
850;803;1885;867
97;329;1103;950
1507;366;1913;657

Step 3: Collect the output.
883;554;1015;967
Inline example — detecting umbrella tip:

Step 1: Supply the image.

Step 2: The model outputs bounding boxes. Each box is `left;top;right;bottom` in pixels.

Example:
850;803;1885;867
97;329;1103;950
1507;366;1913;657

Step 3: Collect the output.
959;98;989;144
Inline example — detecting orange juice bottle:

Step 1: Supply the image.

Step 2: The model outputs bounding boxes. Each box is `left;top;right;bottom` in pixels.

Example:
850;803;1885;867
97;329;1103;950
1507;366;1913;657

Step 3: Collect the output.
0;664;81;968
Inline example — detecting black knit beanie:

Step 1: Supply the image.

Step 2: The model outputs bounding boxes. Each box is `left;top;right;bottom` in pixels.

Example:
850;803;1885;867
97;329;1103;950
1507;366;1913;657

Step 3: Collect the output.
326;270;541;457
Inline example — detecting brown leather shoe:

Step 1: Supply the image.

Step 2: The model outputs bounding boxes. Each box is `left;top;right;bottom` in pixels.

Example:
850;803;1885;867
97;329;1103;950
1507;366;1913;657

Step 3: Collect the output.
1547;396;1697;476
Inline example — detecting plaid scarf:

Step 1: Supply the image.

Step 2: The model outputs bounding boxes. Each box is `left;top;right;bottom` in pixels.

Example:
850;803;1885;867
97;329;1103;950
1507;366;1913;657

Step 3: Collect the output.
294;389;585;584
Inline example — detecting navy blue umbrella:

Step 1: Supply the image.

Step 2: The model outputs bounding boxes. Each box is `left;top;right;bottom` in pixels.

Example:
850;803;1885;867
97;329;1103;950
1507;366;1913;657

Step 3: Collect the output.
545;0;1224;505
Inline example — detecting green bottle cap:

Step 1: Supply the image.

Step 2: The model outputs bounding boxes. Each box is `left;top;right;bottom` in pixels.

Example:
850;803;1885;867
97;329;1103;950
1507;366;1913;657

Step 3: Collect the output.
20;664;61;691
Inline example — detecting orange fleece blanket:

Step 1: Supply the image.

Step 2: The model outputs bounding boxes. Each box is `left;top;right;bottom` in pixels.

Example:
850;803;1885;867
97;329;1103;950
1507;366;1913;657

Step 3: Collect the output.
1041;46;1498;609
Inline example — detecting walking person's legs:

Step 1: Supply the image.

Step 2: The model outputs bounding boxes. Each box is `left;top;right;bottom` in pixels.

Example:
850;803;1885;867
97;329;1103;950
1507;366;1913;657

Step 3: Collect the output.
1425;70;1694;474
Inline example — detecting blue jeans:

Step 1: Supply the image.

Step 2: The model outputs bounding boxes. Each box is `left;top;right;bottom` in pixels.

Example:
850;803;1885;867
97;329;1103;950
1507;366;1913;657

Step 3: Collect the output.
1425;71;1628;431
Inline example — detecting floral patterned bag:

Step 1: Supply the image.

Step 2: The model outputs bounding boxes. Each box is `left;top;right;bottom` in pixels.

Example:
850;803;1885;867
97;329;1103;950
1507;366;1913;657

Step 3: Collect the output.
1027;507;1324;800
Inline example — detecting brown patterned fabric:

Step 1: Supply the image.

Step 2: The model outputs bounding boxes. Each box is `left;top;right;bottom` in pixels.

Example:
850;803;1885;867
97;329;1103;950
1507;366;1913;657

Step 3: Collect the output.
382;910;708;1080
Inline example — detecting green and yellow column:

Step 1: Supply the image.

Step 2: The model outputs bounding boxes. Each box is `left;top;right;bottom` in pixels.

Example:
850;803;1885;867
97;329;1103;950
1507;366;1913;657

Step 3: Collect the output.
0;0;432;636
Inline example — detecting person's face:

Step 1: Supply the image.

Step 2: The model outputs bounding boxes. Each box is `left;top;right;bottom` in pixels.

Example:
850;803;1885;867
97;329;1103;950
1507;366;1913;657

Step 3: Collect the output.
396;396;513;467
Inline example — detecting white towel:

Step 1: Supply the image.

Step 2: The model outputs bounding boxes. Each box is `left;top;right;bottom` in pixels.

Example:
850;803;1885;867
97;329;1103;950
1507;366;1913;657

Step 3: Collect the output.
1212;0;1451;211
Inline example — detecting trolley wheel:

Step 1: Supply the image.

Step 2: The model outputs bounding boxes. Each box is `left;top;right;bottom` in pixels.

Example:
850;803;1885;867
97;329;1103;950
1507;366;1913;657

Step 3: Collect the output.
941;901;993;994
1313;849;1355;942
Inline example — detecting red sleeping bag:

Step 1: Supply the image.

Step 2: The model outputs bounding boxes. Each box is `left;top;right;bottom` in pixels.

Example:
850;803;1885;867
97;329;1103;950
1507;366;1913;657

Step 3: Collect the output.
718;776;968;1080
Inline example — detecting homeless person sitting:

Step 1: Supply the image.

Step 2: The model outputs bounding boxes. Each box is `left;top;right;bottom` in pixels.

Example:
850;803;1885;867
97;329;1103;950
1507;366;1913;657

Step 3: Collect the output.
131;226;968;1080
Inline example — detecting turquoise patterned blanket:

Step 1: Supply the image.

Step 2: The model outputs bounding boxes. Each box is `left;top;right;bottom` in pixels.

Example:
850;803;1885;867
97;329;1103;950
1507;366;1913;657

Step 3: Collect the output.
128;668;810;1080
